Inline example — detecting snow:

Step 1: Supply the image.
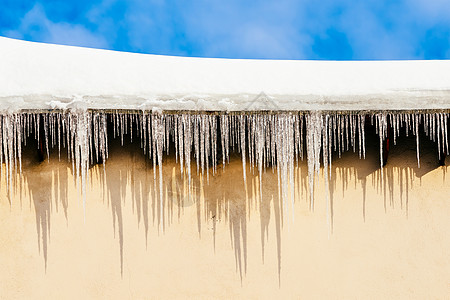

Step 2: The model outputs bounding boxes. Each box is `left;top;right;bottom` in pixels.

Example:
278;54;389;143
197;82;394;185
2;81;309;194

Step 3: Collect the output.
1;36;450;112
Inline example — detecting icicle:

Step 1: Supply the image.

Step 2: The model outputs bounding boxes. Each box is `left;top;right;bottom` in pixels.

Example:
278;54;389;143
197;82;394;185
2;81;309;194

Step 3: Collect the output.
0;108;447;252
328;115;333;175
0;116;4;186
406;113;410;137
177;115;184;176
345;114;349;151
57;113;61;160
440;113;445;156
194;115;200;175
204;115;211;182
333;115;337;152
437;113;441;160
16;114;23;174
376;113;388;181
151;113;165;232
220;115;230;169
444;113;449;155
395;114;399;142
182;114;193;196
305;111;322;211
358;114;362;159
210;115;217;175
200;116;206;177
239;115;247;184
415;114;420;168
351;114;357;152
67;109;91;219
322;114;332;235
300;114;304;161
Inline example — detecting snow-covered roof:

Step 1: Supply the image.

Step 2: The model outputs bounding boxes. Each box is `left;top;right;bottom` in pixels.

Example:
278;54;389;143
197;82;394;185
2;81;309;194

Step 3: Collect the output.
1;36;449;112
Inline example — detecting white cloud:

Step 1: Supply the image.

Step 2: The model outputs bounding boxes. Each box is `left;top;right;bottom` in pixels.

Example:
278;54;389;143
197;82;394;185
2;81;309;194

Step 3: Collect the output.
3;3;108;49
171;0;311;58
407;0;450;23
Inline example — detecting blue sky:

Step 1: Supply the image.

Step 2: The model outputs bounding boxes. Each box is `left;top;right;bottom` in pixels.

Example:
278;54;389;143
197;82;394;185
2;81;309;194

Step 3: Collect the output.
1;0;450;60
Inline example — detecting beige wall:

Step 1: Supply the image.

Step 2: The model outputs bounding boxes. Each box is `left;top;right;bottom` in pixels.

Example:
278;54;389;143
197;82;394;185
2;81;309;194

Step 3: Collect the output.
0;136;449;299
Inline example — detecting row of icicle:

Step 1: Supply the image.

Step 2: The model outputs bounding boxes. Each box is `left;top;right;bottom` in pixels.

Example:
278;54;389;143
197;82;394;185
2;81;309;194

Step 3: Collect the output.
0;110;448;227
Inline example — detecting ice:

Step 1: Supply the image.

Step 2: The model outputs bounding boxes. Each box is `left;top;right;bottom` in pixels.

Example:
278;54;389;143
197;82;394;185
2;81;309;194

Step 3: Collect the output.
322;114;331;234
69;110;92;219
239;115;247;184
0;109;448;230
220;115;230;168
444;113;449;155
415;114;420;168
305;111;323;211
150;113;165;232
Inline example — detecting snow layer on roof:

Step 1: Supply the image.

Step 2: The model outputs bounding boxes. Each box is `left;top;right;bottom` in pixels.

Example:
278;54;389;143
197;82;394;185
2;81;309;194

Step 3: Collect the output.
1;36;450;112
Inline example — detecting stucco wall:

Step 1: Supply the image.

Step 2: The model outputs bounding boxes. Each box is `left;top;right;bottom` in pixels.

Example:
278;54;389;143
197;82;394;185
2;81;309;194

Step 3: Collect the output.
0;135;449;299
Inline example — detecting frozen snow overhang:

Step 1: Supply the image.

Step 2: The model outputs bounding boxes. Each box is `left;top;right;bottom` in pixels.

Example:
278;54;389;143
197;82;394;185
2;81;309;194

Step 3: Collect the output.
1;36;450;113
